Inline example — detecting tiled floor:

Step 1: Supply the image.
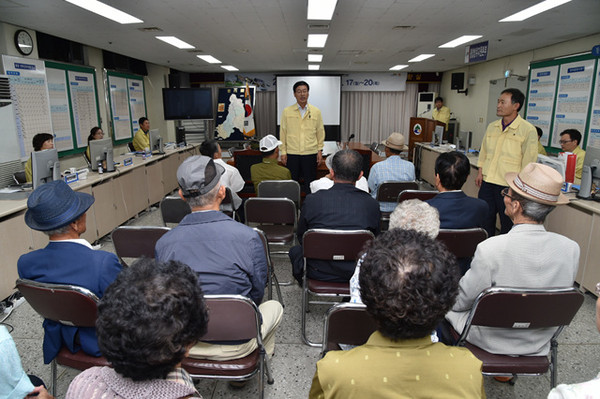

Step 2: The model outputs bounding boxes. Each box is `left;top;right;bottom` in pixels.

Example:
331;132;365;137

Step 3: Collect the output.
5;205;600;398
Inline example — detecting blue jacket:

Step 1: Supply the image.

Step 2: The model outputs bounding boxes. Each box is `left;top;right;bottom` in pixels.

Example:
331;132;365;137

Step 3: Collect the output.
426;191;488;230
155;211;267;304
17;241;122;363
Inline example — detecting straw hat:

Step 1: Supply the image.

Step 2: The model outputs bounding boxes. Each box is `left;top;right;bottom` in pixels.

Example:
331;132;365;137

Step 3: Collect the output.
505;163;569;205
381;133;408;151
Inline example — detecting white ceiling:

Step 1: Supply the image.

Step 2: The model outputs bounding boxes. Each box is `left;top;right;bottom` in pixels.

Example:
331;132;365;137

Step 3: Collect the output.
0;0;599;73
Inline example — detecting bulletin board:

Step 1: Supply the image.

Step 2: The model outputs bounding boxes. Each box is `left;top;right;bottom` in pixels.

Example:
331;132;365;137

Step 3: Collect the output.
105;70;146;145
45;61;101;156
525;54;599;153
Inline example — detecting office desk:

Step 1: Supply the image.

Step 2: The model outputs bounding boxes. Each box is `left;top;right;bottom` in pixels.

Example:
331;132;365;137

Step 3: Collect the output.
415;142;600;296
0;145;198;300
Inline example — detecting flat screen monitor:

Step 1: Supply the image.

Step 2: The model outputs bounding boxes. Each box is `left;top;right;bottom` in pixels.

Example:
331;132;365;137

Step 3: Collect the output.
583;146;600;179
162;88;213;120
455;131;472;153
32;149;60;190
89;138;114;171
537;154;565;181
149;129;164;154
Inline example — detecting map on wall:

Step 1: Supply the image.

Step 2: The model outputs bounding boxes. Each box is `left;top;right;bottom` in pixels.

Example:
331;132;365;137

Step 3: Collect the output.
215;86;254;140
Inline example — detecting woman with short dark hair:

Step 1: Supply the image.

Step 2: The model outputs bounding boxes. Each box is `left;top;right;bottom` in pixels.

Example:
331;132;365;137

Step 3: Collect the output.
66;259;208;399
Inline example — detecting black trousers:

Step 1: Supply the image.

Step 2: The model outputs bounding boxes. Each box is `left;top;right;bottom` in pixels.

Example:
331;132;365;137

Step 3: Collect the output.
287;153;317;193
478;181;513;237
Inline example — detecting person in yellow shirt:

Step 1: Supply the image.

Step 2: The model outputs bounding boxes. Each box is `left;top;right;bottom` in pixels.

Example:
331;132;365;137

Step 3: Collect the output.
280;81;325;192
476;88;538;237
559;129;585;182
132;117;150;151
432;96;450;128
535;126;547;155
25;133;54;182
85;126;104;163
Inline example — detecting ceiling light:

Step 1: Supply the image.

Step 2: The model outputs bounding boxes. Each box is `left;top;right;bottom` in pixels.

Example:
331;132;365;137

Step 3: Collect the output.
307;0;337;20
389;65;408;71
64;0;143;24
197;55;221;64
307;34;328;48
156;36;194;49
308;54;323;62
221;65;239;71
408;54;435;62
499;0;572;22
308;64;320;70
439;35;483;48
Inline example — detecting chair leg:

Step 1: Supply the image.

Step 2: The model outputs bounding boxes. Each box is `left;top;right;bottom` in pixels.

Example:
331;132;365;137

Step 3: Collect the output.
267;265;273;301
264;352;275;385
551;339;558;388
271;269;285;307
51;359;57;397
301;277;321;348
258;348;265;399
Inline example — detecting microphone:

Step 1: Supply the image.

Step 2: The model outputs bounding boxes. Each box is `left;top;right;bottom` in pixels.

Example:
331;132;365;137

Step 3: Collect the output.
348;134;355;141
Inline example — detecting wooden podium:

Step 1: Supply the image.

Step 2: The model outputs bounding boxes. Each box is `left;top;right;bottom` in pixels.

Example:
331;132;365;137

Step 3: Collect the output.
408;117;446;161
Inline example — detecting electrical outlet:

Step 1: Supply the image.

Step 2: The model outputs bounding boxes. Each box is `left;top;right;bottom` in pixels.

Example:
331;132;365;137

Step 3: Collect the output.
479;117;484;123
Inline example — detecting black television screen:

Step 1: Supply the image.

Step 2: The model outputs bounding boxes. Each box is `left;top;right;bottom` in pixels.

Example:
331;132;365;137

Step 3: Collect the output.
162;88;213;120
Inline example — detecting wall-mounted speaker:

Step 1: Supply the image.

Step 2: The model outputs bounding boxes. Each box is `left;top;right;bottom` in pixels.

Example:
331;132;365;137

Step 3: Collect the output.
451;73;465;90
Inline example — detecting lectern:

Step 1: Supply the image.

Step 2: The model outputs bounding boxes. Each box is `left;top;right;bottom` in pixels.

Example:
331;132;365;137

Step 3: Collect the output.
408;117;446;161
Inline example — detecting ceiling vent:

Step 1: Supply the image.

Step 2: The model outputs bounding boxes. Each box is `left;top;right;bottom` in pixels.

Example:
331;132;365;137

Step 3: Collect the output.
392;25;415;30
138;27;163;32
307;23;330;30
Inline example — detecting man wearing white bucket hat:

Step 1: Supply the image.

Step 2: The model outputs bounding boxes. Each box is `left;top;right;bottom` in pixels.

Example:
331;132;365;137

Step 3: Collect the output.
445;163;579;357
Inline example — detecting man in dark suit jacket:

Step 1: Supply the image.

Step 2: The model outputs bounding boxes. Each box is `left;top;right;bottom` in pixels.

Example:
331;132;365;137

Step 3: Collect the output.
426;151;488;230
17;180;122;364
289;149;380;284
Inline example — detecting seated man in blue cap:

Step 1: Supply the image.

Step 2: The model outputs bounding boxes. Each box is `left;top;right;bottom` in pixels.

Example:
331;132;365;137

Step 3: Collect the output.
17;180;122;364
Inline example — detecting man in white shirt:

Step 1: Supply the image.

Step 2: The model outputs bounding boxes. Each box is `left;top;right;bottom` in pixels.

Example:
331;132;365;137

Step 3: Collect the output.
200;140;245;211
310;150;369;193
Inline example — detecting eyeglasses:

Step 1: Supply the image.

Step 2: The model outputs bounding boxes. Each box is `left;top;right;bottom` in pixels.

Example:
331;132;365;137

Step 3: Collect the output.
501;187;516;200
295;89;308;94
559;139;572;144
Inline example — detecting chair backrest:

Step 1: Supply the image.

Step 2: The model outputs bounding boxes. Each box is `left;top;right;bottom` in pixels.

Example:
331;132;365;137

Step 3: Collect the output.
160;196;191;225
458;286;584;345
397;189;438;203
353;148;373;179
257;180;301;206
302;229;375;261
200;295;261;343
436;228;487;259
16;278;99;327
111;226;170;265
245;197;296;225
13;170;27;184
127;142;135;152
376;181;419;202
253;227;273;266
233;149;263;182
323;303;377;354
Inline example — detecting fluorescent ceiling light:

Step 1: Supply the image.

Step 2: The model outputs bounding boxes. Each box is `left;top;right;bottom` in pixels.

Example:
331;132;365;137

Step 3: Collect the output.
439;35;483;48
499;0;572;22
389;65;408;71
197;55;221;64
308;64;320;70
156;36;194;49
64;0;143;24
221;65;239;71
308;54;323;62
307;0;337;20
307;34;328;48
408;54;435;62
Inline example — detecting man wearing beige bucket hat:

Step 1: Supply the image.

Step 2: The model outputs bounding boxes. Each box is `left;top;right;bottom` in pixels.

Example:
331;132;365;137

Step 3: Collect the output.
368;132;415;212
445;163;579;356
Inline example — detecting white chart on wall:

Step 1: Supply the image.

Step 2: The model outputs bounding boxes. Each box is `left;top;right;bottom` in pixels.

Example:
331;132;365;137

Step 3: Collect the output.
68;70;99;148
1;55;52;159
550;59;595;149
587;59;600;148
128;78;145;133
525;65;559;146
108;75;131;141
46;68;74;151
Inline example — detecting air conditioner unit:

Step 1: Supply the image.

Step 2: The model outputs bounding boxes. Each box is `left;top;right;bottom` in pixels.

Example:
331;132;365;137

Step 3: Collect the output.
416;92;437;118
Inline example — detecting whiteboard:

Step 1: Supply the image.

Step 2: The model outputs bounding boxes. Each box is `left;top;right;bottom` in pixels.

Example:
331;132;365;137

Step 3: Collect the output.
276;76;341;125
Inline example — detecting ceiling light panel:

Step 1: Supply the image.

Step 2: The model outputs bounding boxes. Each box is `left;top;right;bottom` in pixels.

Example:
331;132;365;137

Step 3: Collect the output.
439;35;483;48
307;34;328;48
408;54;435;62
64;0;143;24
156;36;194;49
307;0;338;20
308;54;323;62
197;55;221;64
499;0;572;22
389;65;408;71
308;64;320;70
221;65;239;71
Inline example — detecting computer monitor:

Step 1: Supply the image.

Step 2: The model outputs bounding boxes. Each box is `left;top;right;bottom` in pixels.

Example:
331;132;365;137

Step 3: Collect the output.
149;129;164;154
31;148;60;190
583;146;600;179
432;125;444;146
537;154;566;181
455;130;472;153
89;138;114;172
